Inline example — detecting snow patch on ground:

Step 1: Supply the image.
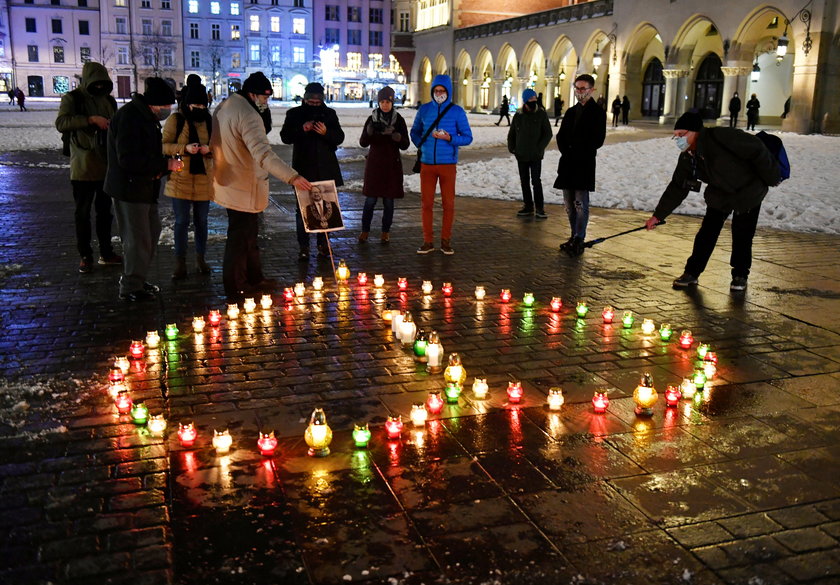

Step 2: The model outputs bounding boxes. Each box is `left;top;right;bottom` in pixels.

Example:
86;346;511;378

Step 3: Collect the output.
0;377;82;440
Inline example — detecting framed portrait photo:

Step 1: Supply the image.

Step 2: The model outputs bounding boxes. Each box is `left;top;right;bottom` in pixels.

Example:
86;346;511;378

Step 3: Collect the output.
295;180;345;233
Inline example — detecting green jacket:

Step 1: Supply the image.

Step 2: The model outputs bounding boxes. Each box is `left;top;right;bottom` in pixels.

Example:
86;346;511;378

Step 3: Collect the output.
653;127;781;219
55;62;116;181
507;107;552;162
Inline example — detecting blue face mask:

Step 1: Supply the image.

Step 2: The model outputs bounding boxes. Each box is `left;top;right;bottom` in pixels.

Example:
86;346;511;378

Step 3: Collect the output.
674;136;690;152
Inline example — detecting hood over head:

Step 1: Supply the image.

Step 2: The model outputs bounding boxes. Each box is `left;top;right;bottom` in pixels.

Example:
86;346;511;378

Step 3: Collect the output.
429;74;453;104
81;62;113;95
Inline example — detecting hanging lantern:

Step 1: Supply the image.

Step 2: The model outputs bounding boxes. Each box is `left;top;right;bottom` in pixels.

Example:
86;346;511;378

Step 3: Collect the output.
413;330;428;362
115;356;131;374
697;343;710;360
114;390;132;414
356;272;368;286
400;313;417;345
373;274;385;288
601;306;615;323
294;282;306;297
178;422;197;447
208;310;222;326
312;276;325;291
659;323;673;341
632;373;658;416
243;298;257;313
304;408;333;456
474;286;486;300
506;381;524;404
679;330;694;349
592;391;610;413
680;378;697;400
336;260;350;281
523;292;535;307
441;282;453;297
147;414;167;435
212;429;233;454
425;331;444;373
130;402;150;425
261;294;274;308
165;323;179;340
500;289;512;303
282;288;294;302
257;431;278;456
145;331;161;349
109;368;125;383
129;340;145;359
693;368;707;390
443;353;467;385
352;423;372;448
576;302;589;318
444;382;462;404
547;387;565;411
641;319;656;335
398;277;408;291
385;415;403;439
664;385;681;407
410;403;428;428
472;378;489;400
550;297;562;312
426;390;444;414
192;316;206;332
421;280;433;295
622;311;635;329
381;303;394;322
226;303;240;319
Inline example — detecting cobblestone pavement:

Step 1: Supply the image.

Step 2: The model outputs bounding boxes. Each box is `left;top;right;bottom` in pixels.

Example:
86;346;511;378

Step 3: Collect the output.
1;140;839;585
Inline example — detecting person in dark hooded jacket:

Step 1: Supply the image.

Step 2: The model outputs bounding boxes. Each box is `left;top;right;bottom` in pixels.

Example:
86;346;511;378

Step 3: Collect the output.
280;82;345;261
55;61;121;273
508;88;552;218
645;111;781;292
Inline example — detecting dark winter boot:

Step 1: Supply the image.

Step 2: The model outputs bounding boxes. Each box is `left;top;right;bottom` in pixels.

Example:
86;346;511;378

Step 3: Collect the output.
172;256;187;280
196;254;211;274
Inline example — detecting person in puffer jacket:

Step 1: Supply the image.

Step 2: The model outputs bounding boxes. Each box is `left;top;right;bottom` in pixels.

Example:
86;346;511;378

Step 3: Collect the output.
409;74;472;255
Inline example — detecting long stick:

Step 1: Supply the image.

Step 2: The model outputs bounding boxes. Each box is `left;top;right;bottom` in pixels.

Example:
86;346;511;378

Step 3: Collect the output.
326;234;338;285
582;220;666;248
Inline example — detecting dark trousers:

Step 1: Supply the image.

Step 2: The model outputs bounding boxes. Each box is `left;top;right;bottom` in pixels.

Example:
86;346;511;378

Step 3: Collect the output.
729;114;738;128
621;110;629;125
223;209;264;297
496;112;510;125
361;197;395;233
685;204;761;278
72;180;115;260
295;205;327;249
517;160;543;210
113;199;160;295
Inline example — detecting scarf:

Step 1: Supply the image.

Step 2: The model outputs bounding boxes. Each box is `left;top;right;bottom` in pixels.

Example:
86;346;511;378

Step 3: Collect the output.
370;108;396;131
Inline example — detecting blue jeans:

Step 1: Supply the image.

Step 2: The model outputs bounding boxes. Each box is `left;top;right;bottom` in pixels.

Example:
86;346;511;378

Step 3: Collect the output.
361;197;395;232
562;189;590;239
171;198;209;257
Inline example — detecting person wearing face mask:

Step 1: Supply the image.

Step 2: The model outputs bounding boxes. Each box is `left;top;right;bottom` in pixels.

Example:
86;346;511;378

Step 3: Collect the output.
213;72;311;301
507;88;553;219
162;82;214;279
105;77;184;301
645;111;780;292
410;74;473;255
280;82;345;262
55;61;122;274
554;74;606;256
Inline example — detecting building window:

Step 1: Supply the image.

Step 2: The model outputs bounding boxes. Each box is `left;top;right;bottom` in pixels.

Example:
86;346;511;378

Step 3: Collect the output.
324;28;339;45
271;0;277;5
249;14;259;31
347;6;361;22
292;17;305;34
78;20;90;35
143;49;153;66
250;0;257;4
53;46;65;63
348;29;361;45
347;52;361;70
141;19;152;35
324;5;338;21
399;11;409;32
163;48;173;67
370;8;382;24
293;0;303;6
116;17;127;34
231;24;240;39
230;2;239;14
141;0;151;7
161;20;172;35
53;76;70;93
270;45;280;62
270;16;280;33
25;18;36;33
210;1;220;14
211;23;220;39
28;45;39;62
80;47;91;63
51;19;63;34
188;0;198;13
369;30;382;46
117;46;129;64
161;0;170;7
191;50;200;67
293;46;305;63
115;0;126;6
249;43;260;62
231;52;240;67
189;22;199;38
51;0;60;5
78;0;87;6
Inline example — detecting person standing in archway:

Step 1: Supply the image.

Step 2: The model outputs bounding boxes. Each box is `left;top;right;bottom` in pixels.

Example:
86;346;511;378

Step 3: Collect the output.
728;92;741;128
746;93;760;131
494;95;510;126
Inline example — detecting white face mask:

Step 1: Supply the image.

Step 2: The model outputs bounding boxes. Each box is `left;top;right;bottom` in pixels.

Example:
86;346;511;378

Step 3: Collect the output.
674;136;690;152
433;93;447;104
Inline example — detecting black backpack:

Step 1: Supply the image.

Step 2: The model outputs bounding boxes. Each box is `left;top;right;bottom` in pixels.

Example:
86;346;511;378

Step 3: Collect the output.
60;90;118;156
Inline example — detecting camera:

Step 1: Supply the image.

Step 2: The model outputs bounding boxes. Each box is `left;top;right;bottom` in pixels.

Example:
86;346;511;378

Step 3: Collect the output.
685;178;701;192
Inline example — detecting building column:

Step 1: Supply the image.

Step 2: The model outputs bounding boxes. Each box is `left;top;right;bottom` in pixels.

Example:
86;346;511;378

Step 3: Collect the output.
660;69;687;125
784;60;819;133
721;66;750;126
471;80;484;112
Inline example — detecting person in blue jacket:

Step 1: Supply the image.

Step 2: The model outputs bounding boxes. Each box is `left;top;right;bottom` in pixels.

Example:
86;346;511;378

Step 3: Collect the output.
410;74;472;255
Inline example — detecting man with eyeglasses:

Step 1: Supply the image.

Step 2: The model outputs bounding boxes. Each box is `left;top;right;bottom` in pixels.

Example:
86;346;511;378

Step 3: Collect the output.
644;111;780;292
554;74;606;256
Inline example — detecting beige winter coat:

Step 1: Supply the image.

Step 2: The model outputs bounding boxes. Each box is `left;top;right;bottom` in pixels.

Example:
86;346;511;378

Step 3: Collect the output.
162;113;214;201
211;93;298;213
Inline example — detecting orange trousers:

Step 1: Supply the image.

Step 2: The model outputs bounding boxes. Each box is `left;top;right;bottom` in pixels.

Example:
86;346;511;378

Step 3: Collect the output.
419;163;457;242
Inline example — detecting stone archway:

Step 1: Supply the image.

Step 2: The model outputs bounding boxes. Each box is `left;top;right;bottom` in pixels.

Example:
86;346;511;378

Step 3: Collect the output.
454;50;474;108
474;47;494;111
417;57;433;104
521;40;546;105
496;44;518;110
547;35;577;114
622;22;665;120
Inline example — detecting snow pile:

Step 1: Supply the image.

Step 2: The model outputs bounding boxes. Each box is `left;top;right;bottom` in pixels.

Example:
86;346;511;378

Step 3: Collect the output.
0;377;81;439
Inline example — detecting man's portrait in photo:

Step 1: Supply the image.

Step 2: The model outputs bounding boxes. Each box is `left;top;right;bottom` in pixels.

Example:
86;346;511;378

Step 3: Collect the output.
295;180;345;233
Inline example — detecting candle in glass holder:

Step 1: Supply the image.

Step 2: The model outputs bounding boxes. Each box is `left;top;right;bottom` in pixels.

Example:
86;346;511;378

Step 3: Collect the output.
444;382;462;404
165;323;179;340
632;373;657;416
208;310;222;326
226;303;240;319
522;292;535;307
352;423;372;448
550;297;562;312
576;302;589;318
304;408;332;456
443;353;466;385
312;276;325;291
336;260;350;281
410;403;428;428
257;431;278;456
425;331;444;373
592;391;610;413
413;331;428;362
441;282;453;297
385;415;403;439
622;311;635;329
421;280;433;295
697;343;711;359
602;306;615;323
659;323;673;341
664;385;682;407
399;312;416;345
212;429;233;454
145;331;160;349
262;294;274;308
500;289;512;303
680;378;698;400
178;422;197;447
130;402;150;425
398;277;408;291
373;274;385;288
474;286;486;300
679;330;694;349
294;282;306;296
357;272;368;286
115;356;131;374
115;390;132;414
506;381;524;403
147;414;167;435
547;387;565;411
109;367;125;383
282;288;295;302
641;318;656;335
192;316;205;332
426;390;444;414
129;340;145;359
472;378;489;400
243;297;256;313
